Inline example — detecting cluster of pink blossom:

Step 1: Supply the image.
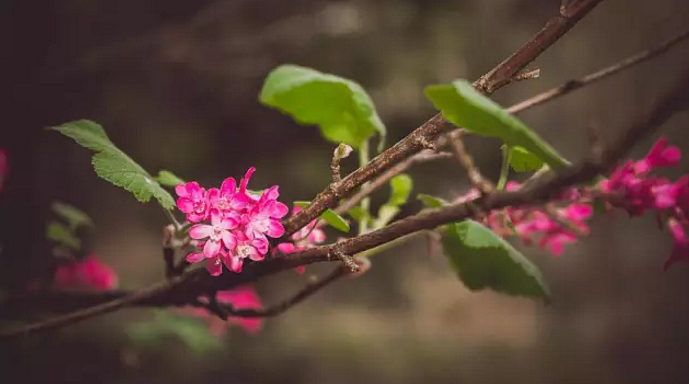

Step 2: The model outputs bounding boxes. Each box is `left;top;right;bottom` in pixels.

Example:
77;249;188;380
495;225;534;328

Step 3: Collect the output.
176;167;289;276
595;138;688;269
273;206;327;273
460;182;594;255
458;138;688;269
181;285;263;335
53;255;119;290
0;148;8;195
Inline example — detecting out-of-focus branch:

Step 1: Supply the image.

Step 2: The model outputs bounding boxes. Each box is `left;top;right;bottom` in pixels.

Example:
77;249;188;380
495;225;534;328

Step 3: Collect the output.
449;132;494;194
507;27;689;114
473;0;605;94
333;151;453;215
217;266;348;318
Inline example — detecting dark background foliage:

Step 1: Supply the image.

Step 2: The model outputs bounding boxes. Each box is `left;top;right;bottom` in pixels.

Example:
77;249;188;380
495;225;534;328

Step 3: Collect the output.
2;1;689;383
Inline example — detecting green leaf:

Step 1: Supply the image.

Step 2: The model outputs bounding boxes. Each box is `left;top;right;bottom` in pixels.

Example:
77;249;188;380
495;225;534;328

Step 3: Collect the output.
347;206;372;222
507;145;544;172
373;205;400;229
388;174;413;206
51;201;94;231
127;311;223;354
293;201;350;233
46;221;81;250
424;80;568;169
417;194;448;208
155;170;185;187
51;120;175;210
442;220;550;302
260;65;386;149
371;174;414;229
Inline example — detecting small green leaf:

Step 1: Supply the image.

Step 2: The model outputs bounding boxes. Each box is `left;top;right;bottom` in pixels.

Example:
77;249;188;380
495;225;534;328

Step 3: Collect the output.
508;145;544;172
373;205;400;229
424;80;568;169
46;221;81;250
260;65;386;149
388;174;413;206
347;206;372;222
294;201;350;233
417;194;448;208
442;220;550;302
320;209;350;233
51;201;94;231
155;170;185;187
51;120;175;210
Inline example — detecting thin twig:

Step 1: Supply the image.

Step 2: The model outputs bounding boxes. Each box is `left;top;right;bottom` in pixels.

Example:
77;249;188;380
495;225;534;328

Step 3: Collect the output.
332;248;359;273
449;133;494;194
333;151;453;215
219;267;347;318
473;0;605;94
507;27;689;114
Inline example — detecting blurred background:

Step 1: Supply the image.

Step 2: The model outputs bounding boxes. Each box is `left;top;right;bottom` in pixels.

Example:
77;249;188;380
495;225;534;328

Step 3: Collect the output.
2;0;689;383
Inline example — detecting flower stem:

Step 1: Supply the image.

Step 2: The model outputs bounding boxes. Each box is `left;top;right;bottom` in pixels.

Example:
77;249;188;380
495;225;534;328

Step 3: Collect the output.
497;146;512;190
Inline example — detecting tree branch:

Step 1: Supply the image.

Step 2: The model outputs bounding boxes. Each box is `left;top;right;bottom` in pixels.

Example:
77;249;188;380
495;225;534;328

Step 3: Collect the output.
0;2;615;338
282;1;604;238
218;266;348;318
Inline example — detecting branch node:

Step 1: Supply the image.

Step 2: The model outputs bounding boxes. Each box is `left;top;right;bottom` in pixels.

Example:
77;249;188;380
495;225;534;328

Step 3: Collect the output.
449;134;495;194
331;248;359;273
416;137;438;151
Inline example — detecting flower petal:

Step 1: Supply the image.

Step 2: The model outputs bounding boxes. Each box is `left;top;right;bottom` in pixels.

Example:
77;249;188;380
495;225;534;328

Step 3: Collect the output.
222;231;237;250
220;177;237;197
266;219;285;238
186;252;204;263
239;167;256;193
189;224;213;239
176;197;194;213
206;258;223;276
204;240;221;259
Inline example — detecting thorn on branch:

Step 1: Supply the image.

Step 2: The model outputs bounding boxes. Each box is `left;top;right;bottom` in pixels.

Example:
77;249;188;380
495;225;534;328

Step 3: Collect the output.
511;68;541;83
331;248;359;273
416;137;438;151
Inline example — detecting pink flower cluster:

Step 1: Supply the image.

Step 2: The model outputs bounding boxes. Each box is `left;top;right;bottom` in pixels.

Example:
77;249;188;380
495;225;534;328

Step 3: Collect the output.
596;138;688;269
181;285;263;335
176;167;289;276
459;182;593;255
274;206;327;273
53;255;118;290
458;138;688;269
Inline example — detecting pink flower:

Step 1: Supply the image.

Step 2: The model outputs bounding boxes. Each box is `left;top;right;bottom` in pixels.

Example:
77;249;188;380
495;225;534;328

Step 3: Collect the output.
634;138;681;174
180;285;264;335
208;177;250;213
53;255;118;290
244;186;289;240
179;168;290;275
176;182;210;223
274;206;327;273
189;210;237;260
0;148;8;195
664;219;689;270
